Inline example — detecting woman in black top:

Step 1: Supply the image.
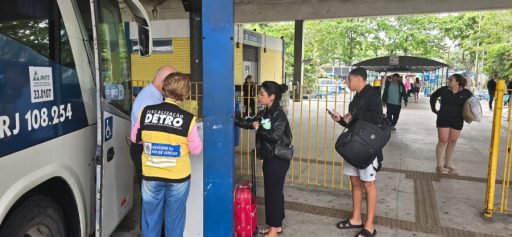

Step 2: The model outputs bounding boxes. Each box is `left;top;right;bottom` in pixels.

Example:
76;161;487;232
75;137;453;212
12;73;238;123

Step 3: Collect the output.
430;74;472;174
236;81;291;237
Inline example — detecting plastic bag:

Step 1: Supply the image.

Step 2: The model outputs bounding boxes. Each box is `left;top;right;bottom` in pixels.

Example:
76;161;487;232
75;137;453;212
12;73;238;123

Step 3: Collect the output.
463;95;482;123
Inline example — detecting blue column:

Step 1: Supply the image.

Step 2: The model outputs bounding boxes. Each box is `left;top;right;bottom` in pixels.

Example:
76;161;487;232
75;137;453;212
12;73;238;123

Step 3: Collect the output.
202;0;234;236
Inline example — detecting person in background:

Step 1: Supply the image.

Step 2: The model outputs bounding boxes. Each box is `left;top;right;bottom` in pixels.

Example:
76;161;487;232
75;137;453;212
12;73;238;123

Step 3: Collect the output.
487;74;497;110
330;67;381;237
382;73;408;130
379;75;386;87
236;81;292;237
413;77;421;103
430;74;472;175
507;79;512;106
405;78;411;92
243;75;257;117
133;72;202;237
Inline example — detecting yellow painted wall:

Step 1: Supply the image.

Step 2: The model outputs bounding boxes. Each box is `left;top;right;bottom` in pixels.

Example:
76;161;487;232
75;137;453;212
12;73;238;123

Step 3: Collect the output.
131;37;191;83
260;48;283;84
234;46;244;85
131;38;282;86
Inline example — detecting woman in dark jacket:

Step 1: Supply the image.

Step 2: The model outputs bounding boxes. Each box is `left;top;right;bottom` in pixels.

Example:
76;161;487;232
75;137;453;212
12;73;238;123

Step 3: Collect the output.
236;81;291;237
430;74;472;175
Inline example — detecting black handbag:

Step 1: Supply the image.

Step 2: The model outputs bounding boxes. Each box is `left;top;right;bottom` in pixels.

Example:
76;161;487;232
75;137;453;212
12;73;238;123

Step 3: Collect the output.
273;118;294;160
274;144;294;160
335;118;391;169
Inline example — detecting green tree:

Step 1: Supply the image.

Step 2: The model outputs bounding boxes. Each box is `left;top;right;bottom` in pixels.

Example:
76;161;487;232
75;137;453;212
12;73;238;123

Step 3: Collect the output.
484;44;512;79
440;13;481;75
0;20;49;57
480;11;512;79
309;19;372;66
245;11;512;86
376;16;444;58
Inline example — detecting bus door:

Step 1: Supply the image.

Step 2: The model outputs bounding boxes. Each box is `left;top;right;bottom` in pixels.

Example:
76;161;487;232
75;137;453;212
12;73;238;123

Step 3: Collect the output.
91;0;151;235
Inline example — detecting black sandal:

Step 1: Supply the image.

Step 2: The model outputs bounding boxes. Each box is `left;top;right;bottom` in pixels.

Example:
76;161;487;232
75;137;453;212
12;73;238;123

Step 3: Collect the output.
336;219;364;229
355;228;377;237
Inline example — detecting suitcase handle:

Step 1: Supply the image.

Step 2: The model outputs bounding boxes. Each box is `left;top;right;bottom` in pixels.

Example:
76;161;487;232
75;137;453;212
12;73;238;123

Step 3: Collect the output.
250;148;256;199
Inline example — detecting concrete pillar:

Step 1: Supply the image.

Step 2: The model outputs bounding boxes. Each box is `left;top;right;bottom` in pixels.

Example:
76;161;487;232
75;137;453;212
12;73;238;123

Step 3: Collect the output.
202;0;234;236
293;20;304;100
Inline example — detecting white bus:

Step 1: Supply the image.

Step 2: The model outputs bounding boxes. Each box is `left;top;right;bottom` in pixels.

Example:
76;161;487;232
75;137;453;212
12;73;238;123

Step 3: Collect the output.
0;0;151;236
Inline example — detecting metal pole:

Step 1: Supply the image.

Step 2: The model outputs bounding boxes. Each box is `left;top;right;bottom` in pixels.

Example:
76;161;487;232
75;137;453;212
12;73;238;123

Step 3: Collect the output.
437;68;441;90
190;0;203;118
445;67;449;87
293;20;304;101
202;0;234;235
373;79;381;88
484;80;506;218
281;36;286;84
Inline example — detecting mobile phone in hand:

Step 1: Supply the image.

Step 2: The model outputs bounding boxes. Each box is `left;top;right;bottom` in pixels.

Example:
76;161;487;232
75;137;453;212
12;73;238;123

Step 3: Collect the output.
326;108;334;115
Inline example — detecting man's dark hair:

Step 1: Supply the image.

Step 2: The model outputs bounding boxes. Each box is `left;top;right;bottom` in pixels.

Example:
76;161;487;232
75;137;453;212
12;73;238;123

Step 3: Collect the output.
392;73;400;78
349;67;367;80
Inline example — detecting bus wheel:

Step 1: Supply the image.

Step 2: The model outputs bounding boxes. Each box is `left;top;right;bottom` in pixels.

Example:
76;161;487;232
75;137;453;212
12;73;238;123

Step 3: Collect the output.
0;195;66;237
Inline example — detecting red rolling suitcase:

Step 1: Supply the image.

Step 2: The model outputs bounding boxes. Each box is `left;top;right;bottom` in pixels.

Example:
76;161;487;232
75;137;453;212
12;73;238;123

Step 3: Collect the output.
234;150;257;237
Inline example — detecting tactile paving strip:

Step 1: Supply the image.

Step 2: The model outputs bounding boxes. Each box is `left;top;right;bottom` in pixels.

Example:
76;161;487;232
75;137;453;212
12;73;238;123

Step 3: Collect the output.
243;159;506;237
256;197;502;237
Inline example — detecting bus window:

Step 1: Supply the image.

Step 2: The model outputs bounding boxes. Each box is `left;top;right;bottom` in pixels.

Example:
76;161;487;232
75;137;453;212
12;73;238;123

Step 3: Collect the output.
76;0;94;47
97;0;131;115
0;0;88;157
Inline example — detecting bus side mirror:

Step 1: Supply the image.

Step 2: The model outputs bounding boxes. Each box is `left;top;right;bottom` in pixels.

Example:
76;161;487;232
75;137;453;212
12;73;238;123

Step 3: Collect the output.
137;23;151;57
124;0;152;57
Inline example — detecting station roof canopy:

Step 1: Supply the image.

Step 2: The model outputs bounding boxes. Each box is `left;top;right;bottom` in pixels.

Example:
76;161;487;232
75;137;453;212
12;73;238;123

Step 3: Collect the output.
352;56;449;73
124;0;512;23
123;0;512;23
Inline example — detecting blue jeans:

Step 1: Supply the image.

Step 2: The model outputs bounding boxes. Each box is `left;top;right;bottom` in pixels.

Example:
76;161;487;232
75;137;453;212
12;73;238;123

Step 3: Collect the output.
141;179;191;237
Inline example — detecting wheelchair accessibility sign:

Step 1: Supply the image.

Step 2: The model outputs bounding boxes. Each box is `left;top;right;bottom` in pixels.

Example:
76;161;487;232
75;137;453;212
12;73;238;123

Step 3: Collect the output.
105;117;113;141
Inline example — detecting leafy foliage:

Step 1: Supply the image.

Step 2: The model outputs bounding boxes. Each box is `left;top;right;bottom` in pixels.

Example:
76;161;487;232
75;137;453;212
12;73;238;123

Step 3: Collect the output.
0;20;49;58
245;11;512;85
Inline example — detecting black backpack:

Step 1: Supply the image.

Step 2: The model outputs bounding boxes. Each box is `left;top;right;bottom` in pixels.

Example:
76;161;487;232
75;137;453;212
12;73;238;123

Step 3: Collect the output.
335;117;391;169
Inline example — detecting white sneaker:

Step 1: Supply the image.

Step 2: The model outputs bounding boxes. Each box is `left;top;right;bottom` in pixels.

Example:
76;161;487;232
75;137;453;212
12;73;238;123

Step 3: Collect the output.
444;164;459;175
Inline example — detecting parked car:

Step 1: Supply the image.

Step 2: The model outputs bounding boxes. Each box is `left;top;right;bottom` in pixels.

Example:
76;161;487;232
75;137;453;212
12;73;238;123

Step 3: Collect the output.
314;78;344;98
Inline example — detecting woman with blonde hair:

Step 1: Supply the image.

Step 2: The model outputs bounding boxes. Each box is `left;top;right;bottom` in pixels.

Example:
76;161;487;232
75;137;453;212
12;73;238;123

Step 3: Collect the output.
133;72;202;237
